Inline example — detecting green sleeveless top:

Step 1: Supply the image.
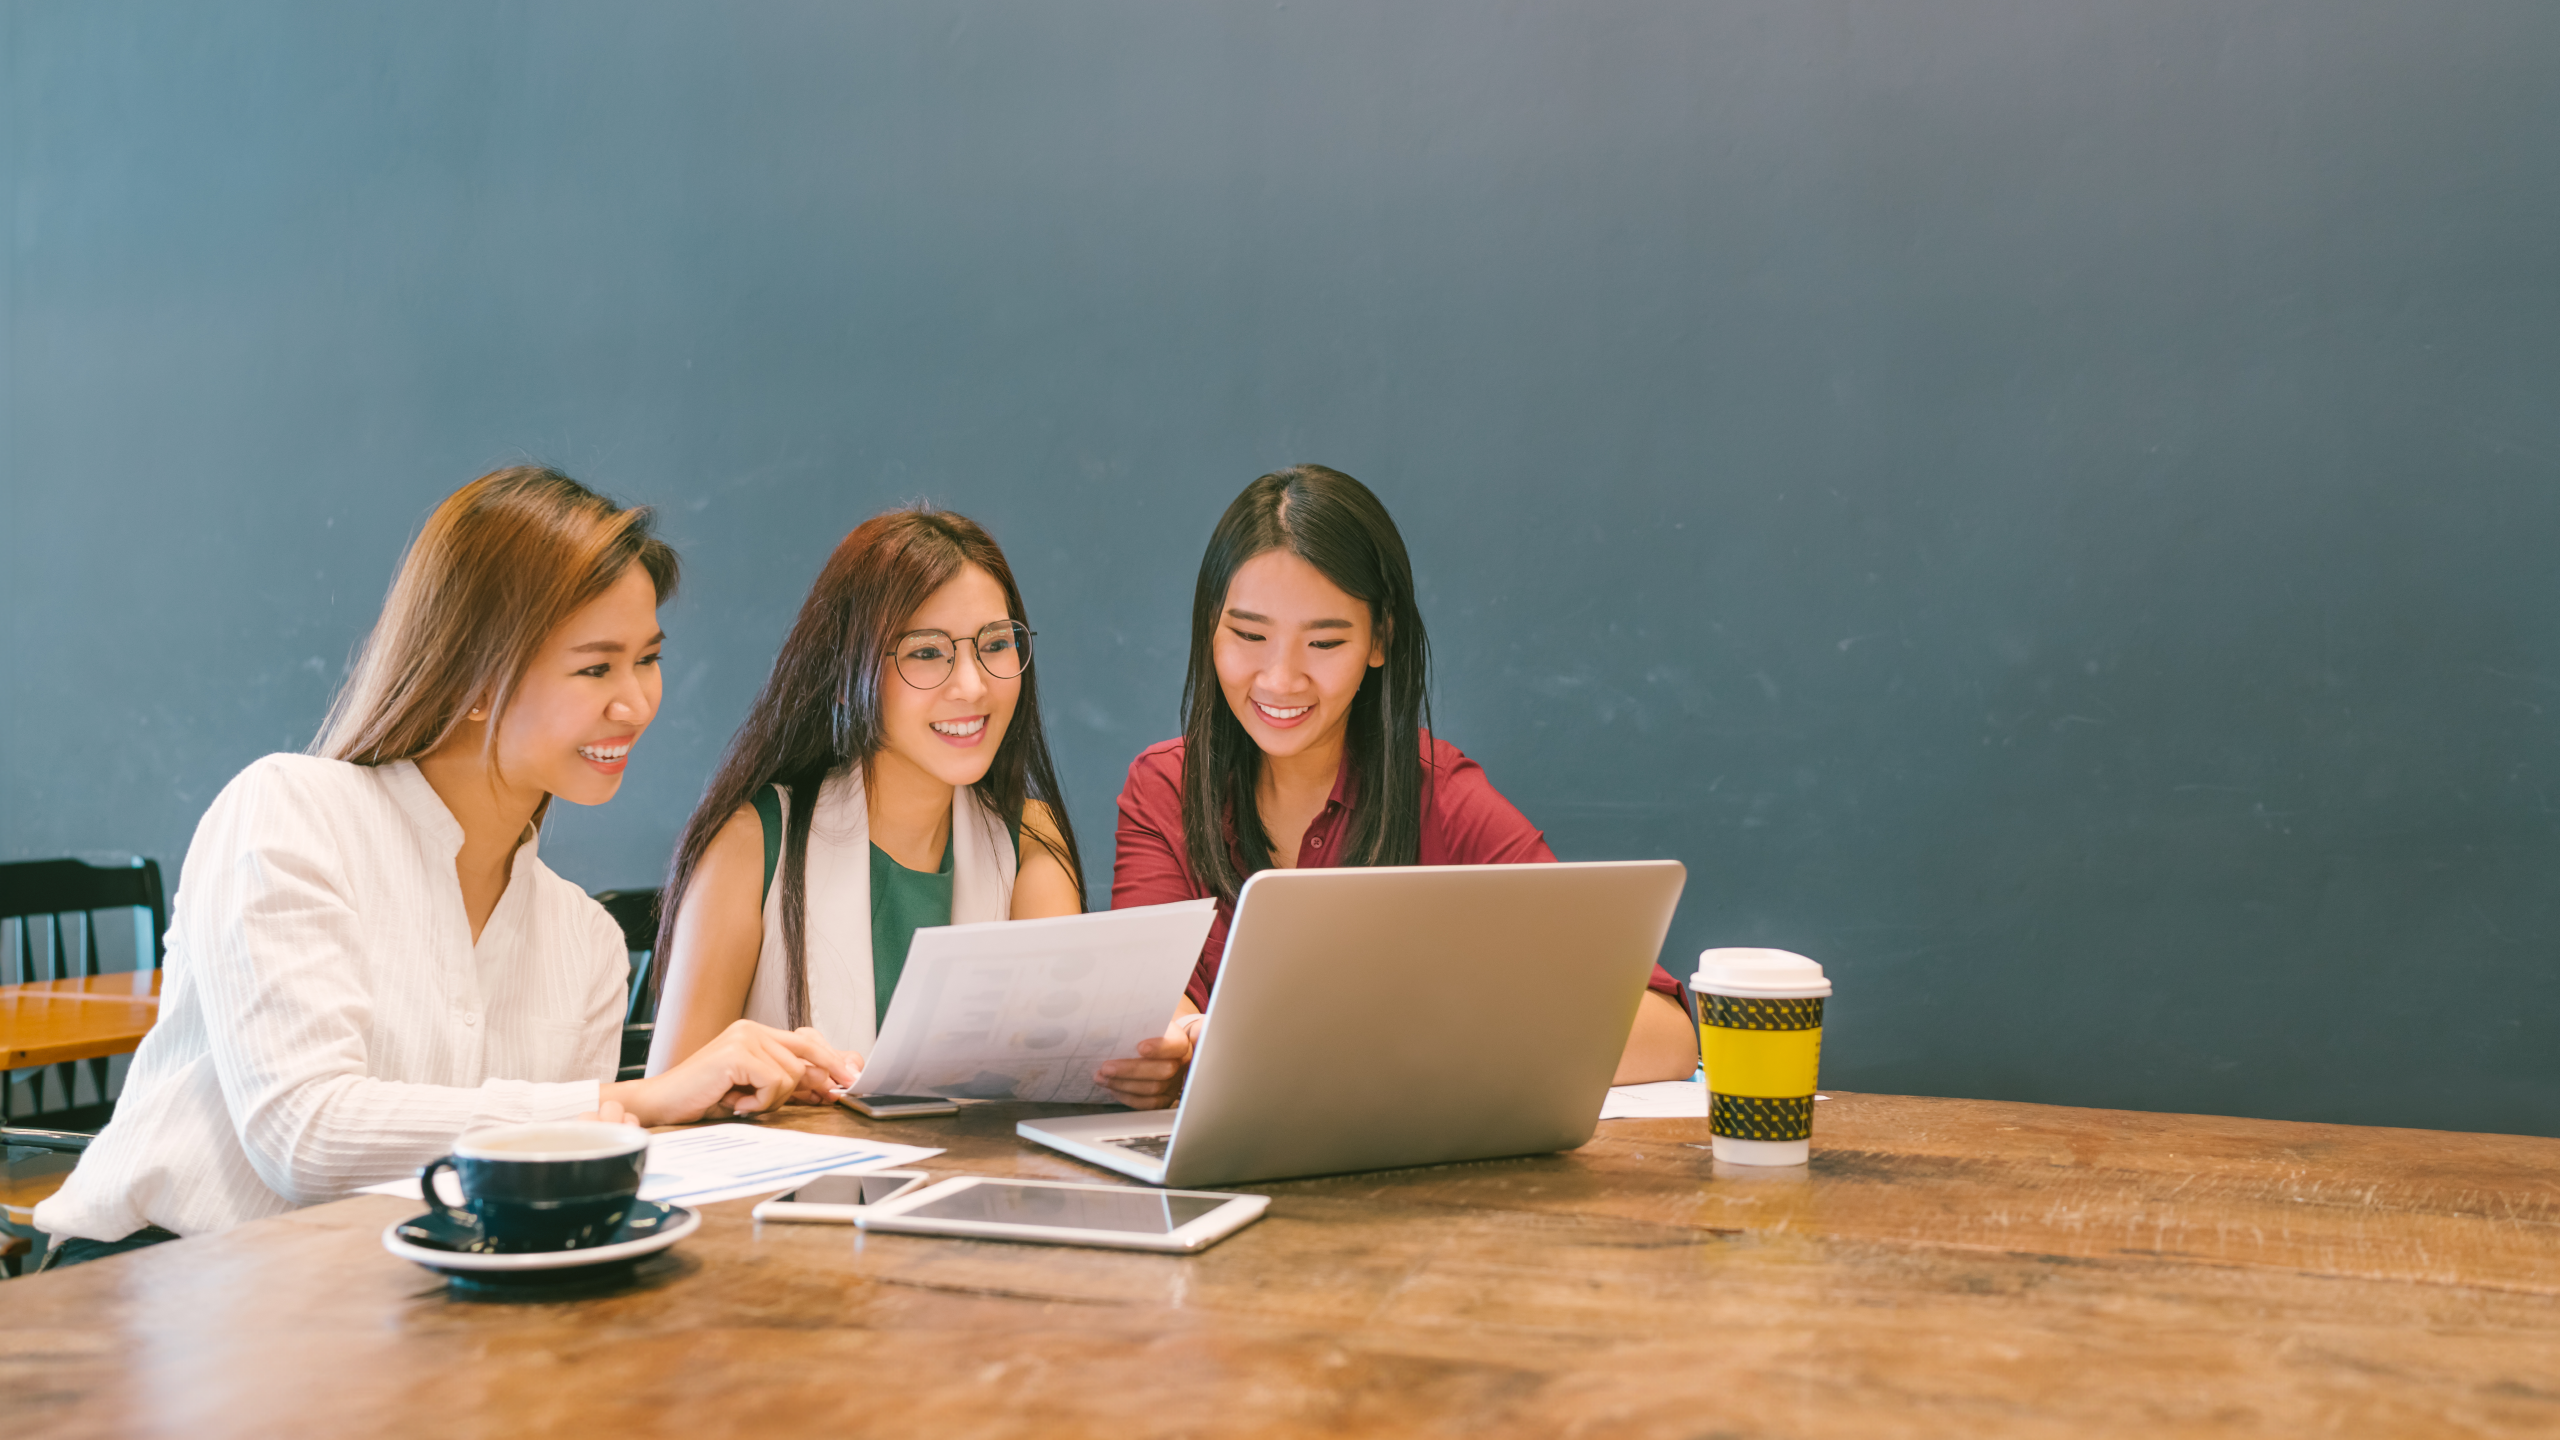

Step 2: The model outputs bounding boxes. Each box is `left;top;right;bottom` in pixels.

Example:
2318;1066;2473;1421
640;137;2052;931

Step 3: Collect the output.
754;786;1023;1026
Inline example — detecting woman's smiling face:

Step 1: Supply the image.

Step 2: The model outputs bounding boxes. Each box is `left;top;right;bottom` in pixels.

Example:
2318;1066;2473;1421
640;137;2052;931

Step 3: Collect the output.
873;563;1022;791
493;560;664;808
1213;548;1385;765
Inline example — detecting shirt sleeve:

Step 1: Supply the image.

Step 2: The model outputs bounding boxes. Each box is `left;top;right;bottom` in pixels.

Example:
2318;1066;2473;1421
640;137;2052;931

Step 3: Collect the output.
1111;744;1233;1010
1426;744;1686;1003
193;766;604;1207
1422;746;1557;866
1112;745;1197;908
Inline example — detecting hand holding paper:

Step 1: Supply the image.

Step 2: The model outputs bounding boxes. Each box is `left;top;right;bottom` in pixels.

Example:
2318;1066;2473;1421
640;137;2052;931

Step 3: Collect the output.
846;899;1216;1106
1092;1010;1206;1110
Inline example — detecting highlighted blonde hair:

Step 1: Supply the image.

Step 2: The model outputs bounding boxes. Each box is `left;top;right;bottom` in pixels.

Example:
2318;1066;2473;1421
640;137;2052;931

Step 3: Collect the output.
313;466;679;772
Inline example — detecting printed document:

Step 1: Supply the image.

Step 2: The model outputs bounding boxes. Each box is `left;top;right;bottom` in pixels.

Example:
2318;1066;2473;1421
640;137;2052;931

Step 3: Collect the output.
1599;1077;1710;1119
362;1125;941;1208
1597;1077;1831;1121
848;898;1216;1106
622;1126;941;1207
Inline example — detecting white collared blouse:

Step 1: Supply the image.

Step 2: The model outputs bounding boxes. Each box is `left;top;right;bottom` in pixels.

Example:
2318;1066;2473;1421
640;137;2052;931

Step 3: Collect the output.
34;755;627;1241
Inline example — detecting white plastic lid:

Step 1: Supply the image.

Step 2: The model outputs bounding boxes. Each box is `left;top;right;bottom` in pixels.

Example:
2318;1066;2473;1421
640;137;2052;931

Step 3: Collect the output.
1690;947;1831;997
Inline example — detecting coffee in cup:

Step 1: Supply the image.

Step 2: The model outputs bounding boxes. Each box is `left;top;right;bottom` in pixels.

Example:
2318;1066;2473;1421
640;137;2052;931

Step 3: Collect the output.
419;1121;649;1253
1691;948;1831;1166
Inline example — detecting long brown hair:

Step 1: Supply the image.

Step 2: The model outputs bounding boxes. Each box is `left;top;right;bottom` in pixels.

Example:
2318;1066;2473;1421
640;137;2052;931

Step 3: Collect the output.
1181;465;1433;901
655;507;1084;1026
313;467;679;796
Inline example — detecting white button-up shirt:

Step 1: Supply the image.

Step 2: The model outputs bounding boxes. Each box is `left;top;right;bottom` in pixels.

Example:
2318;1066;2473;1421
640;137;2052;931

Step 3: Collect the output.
35;755;627;1241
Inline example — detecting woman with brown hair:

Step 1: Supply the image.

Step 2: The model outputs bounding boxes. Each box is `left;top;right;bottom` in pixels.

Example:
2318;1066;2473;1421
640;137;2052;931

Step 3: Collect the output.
647;508;1085;1074
34;467;854;1266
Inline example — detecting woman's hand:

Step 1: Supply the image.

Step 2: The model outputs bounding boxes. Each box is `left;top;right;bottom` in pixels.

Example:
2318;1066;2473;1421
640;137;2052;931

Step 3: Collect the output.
1094;1012;1206;1110
778;1027;867;1105
577;1098;642;1126
602;1019;861;1126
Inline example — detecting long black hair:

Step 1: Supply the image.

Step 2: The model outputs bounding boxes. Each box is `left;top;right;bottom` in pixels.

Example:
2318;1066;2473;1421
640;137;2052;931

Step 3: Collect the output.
1179;465;1433;901
657;508;1084;1027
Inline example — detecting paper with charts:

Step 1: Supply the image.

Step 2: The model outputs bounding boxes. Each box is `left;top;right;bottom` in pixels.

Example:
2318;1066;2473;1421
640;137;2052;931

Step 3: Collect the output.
849;898;1216;1105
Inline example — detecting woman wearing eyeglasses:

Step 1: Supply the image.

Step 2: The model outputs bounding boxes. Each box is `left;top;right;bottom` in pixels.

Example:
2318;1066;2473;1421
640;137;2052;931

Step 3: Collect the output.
646;509;1085;1076
1095;465;1701;1108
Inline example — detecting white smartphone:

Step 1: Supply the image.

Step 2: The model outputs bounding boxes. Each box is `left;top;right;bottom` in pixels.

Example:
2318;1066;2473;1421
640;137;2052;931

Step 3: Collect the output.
750;1169;933;1223
852;1176;1268;1253
838;1093;961;1119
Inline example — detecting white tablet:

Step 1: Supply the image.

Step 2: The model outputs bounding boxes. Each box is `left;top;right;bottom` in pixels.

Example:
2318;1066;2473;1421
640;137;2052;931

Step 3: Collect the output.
851;1176;1268;1253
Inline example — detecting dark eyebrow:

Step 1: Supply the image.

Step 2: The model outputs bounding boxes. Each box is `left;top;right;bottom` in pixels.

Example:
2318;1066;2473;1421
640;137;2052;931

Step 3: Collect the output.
569;631;666;655
1226;608;1353;631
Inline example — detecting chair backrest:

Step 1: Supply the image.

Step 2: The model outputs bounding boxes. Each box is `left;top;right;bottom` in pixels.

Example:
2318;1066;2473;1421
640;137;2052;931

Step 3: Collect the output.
616;1022;655;1085
589;888;660;1019
590;887;662;1080
590;888;661;954
0;858;167;985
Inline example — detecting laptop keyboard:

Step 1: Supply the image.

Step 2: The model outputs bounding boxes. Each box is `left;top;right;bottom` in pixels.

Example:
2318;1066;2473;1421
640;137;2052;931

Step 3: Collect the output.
1109;1133;1174;1159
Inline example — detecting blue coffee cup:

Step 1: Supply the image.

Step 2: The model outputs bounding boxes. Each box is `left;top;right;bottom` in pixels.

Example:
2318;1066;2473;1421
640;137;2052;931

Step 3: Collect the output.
419;1121;649;1253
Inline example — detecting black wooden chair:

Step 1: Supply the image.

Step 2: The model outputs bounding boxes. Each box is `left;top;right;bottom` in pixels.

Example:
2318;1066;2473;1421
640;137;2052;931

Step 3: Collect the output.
0;858;167;1126
1;1125;93;1273
590;888;661;1083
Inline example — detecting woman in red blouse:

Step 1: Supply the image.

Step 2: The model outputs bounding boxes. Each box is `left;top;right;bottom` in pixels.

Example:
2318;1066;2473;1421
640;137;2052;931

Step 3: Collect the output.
1095;465;1699;1108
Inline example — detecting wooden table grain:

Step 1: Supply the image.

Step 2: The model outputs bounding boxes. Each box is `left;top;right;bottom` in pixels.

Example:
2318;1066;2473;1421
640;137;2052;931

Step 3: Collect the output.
0;970;162;1069
7;1092;2558;1439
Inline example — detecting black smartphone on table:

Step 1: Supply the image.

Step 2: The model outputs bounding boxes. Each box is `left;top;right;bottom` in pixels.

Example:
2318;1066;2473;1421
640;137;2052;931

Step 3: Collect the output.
751;1170;933;1222
840;1093;961;1119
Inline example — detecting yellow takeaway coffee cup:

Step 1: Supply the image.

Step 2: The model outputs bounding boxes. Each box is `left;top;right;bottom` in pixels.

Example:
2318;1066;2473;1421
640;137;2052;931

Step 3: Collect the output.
1691;948;1831;1166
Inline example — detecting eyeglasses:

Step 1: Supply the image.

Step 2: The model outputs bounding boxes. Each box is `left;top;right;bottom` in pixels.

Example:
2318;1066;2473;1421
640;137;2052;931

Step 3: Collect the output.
892;621;1033;689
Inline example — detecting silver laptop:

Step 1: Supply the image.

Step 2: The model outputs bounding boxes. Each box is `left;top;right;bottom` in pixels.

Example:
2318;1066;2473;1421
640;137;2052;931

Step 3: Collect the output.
1017;860;1685;1188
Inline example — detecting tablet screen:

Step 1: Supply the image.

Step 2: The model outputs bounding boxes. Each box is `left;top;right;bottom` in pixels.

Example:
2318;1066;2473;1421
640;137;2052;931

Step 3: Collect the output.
903;1182;1228;1234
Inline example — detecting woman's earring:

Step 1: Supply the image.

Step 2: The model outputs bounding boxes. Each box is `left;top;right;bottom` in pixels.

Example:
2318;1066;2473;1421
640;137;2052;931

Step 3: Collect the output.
467;708;485;721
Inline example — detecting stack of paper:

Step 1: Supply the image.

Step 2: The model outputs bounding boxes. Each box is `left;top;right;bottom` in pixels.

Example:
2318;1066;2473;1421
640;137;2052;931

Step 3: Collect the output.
1599;1078;1711;1119
1596;1078;1831;1121
362;1124;941;1208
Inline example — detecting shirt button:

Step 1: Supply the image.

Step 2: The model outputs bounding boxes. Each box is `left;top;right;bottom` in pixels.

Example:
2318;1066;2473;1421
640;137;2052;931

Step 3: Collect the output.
1309;836;1323;848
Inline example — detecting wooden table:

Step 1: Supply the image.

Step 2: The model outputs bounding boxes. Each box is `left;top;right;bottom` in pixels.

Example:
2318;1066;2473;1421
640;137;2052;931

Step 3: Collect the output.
2;970;161;1227
8;1092;2558;1438
0;970;162;1070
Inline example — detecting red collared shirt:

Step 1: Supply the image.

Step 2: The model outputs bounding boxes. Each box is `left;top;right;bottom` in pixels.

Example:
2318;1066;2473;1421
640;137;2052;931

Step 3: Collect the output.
1113;733;1686;1010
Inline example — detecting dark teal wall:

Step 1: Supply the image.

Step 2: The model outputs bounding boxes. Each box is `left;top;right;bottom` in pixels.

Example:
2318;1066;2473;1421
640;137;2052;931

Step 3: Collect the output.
6;2;2555;1134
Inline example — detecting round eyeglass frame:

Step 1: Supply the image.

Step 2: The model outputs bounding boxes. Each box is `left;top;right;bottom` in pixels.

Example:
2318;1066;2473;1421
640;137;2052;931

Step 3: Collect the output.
891;620;1034;690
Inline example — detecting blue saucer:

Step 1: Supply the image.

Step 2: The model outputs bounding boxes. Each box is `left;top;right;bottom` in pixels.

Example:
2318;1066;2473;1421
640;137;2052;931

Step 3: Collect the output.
383;1199;699;1292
